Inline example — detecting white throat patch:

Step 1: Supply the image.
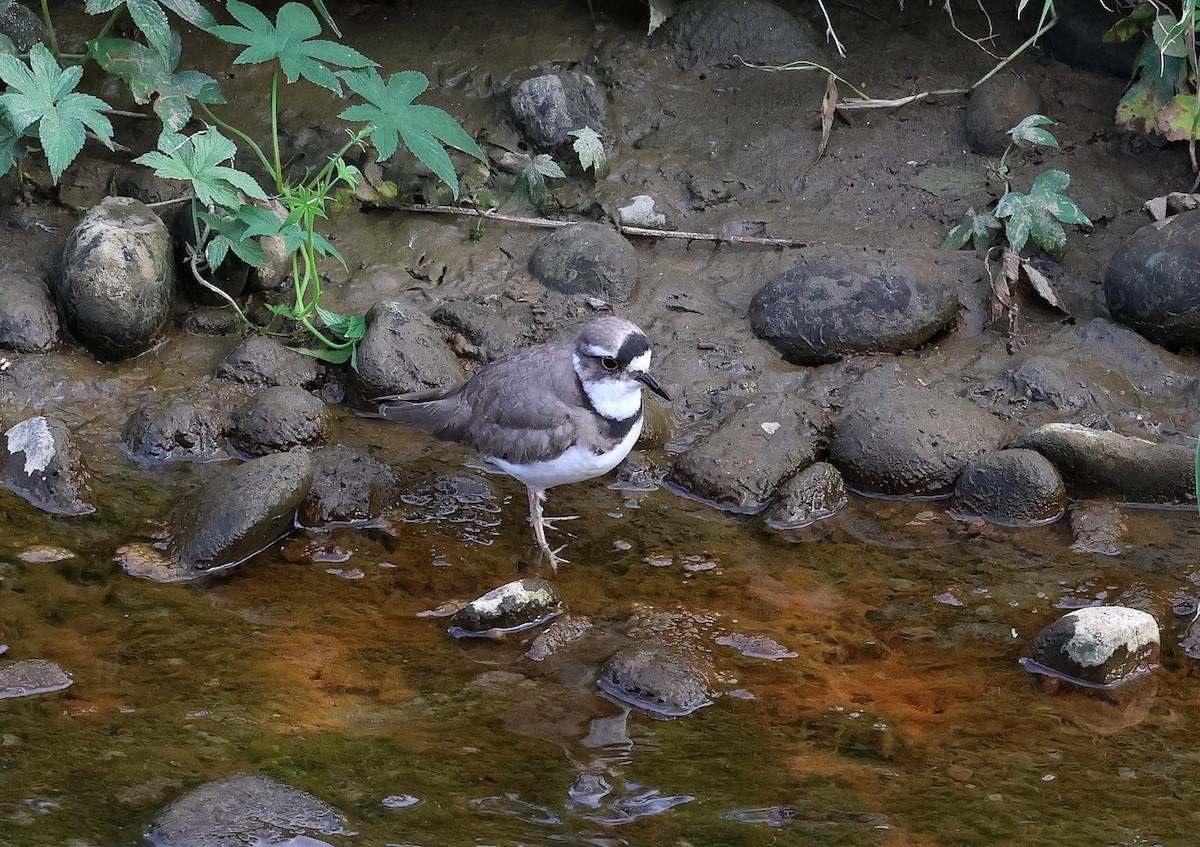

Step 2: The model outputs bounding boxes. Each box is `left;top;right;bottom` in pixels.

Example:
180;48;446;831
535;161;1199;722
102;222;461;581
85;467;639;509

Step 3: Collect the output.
574;353;643;420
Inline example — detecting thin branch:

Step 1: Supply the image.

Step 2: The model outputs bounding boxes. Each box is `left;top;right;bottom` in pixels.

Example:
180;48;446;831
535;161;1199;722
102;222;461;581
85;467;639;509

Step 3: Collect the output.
815;0;848;57
836;88;969;111
392;204;809;247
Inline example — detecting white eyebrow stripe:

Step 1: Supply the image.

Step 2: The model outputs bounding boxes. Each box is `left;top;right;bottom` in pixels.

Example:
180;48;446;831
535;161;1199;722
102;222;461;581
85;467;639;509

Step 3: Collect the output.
628;350;651;373
584;344;617;358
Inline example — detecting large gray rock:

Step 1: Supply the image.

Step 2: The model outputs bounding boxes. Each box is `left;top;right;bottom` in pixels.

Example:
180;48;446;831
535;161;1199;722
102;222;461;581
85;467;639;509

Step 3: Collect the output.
0;2;47;52
528;223;639;304
169;451;313;573
57;196;176;361
829;377;1013;497
1022;606;1159;688
952;448;1066;526
665;0;823;67
214;335;323;388
748;251;958;365
229;386;331;456
667;395;828;513
0;265;58;352
298;446;400;528
431;299;536;361
1;416;94;516
1104;211;1200;349
122;387;238;463
1012;423;1194;504
350;302;463;407
509;72;610;151
146;773;351;847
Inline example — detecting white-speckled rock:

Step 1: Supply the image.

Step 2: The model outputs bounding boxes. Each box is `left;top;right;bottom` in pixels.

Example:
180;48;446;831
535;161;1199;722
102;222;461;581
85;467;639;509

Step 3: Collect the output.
1022;606;1160;688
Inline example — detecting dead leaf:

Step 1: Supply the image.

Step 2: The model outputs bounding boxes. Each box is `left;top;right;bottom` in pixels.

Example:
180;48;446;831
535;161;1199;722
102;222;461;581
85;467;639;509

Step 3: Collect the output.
1019;258;1068;315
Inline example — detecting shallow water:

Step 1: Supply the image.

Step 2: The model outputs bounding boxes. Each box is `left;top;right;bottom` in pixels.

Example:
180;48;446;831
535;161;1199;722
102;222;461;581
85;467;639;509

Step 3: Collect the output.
4;442;1200;846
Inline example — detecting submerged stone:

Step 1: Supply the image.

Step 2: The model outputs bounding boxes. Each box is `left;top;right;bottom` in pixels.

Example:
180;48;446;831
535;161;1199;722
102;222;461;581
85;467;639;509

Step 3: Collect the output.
1;416;95;516
952;448;1066;526
599;641;714;717
0;659;73;699
449;578;563;637
146;773;352;847
765;461;847;529
349;302;463;407
230;386;331;456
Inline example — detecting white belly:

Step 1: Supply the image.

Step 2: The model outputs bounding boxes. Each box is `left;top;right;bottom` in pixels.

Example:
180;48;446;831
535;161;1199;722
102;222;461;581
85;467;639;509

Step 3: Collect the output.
487;417;643;494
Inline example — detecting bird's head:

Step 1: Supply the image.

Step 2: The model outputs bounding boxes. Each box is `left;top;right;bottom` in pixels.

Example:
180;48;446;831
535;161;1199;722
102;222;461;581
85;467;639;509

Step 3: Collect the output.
572;318;671;420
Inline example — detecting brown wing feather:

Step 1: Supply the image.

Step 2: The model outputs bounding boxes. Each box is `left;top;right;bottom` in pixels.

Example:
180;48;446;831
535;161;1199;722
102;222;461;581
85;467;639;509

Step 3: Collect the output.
377;342;584;464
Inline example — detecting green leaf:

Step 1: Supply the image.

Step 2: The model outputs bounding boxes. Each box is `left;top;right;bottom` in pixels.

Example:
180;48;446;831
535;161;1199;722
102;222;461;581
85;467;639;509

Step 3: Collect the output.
338;67;484;198
291;344;353;364
206;0;375;94
1007;114;1059;149
647;0;673;35
941;207;1001;252
513;153;564;208
198;208;268;269
1152;12;1190;58
91;35;225;135
86;0;215;56
1155;92;1200;142
532;152;565;179
569;126;607;179
1104;1;1156;43
0;113;25;178
996;169;1092;257
315;306;365;344
133;127;267;207
0;32;17;57
1116;39;1186;135
0;43;114;182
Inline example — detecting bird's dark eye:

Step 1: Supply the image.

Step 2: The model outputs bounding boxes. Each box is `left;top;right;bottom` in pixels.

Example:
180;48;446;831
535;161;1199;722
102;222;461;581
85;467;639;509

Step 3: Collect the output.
601;356;619;371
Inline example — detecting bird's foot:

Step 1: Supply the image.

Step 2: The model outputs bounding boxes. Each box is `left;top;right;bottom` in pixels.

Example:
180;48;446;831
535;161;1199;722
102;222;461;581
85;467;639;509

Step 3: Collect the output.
536;541;570;572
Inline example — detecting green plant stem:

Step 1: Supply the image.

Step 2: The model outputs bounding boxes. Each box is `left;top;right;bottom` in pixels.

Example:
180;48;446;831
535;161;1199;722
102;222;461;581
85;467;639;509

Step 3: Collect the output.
271;66;283;193
971;15;1058;91
306;128;370;190
92;9;123;44
38;0;59;57
198;103;276;178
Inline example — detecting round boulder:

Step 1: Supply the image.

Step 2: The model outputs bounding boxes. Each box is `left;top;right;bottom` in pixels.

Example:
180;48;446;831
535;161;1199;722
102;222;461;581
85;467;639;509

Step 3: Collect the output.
230;386;331;456
1104;210;1200;349
122;388;237;463
0;265;58;352
952;448;1066;526
0;659;73;699
748;252;958;365
57;196;176;361
667;395;829;513
765;461;848;529
964;76;1044;155
665;0;823;68
350;302;463;407
510;72;610;152
528;223;639;304
214;335;323;388
1021;606;1159;688
169;451;313;573
829;378;1013;497
298;445;400;527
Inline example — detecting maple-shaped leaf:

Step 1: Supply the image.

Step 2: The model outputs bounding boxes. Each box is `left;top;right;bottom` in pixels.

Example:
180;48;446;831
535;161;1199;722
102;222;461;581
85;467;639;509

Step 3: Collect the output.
133;128;267;208
513;152;564;208
1006;114;1059;149
85;0;216;57
0;43;114;182
941;206;1001;252
995;169;1091;257
197;208;267;269
569;126;607;179
206;0;374;94
338;67;484;198
1116;39;1186;135
91;34;224;134
0;113;26;178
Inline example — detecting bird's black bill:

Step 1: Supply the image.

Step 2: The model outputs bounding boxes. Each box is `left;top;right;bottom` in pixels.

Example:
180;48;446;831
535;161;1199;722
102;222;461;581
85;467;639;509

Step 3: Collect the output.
636;371;672;401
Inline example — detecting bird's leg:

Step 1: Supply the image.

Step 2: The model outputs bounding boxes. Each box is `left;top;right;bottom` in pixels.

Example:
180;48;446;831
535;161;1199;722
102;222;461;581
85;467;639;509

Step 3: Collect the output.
527;487;569;571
